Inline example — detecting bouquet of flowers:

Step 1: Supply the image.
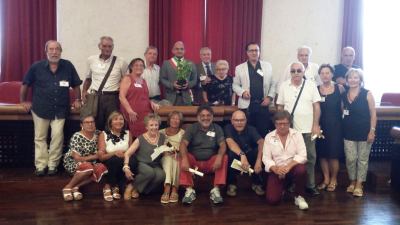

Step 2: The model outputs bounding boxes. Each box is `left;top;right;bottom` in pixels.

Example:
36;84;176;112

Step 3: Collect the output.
176;60;192;85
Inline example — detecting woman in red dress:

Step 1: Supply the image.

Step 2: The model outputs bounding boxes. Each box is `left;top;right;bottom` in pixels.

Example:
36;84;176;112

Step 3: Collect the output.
120;58;159;138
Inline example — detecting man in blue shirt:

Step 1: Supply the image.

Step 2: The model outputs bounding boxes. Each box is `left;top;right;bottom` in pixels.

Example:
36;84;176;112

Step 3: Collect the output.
20;40;82;176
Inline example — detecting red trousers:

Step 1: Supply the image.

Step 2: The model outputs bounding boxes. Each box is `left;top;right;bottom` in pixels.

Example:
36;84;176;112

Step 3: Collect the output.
265;164;306;205
180;153;228;187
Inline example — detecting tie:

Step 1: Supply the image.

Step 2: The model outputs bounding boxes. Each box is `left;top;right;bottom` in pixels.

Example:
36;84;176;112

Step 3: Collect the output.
205;63;213;76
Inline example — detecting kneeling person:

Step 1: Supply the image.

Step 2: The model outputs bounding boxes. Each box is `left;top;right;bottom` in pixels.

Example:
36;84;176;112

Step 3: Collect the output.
262;110;309;210
179;105;228;204
225;110;265;197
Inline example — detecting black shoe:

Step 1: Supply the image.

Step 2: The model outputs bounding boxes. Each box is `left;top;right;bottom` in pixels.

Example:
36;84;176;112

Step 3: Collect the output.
34;169;46;177
47;168;58;176
305;187;320;196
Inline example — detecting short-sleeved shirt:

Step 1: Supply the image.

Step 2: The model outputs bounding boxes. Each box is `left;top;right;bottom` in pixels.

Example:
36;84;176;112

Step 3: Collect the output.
22;59;82;119
203;75;233;105
142;63;161;98
277;79;321;133
85;55;128;92
183;122;225;160
224;124;262;153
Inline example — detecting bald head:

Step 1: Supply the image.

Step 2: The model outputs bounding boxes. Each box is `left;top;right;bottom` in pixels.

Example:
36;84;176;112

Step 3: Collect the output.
231;110;247;132
341;46;356;67
172;41;185;58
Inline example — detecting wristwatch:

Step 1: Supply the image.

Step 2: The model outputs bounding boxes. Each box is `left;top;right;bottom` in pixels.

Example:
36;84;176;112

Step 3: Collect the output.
239;151;245;156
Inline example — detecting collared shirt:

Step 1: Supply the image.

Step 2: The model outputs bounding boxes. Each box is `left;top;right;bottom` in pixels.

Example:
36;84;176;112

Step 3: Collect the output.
85;55;128;92
262;129;307;172
247;61;264;102
224;124;262;153
142;63;160;98
183;122;225;161
22;59;82;119
277;79;321;133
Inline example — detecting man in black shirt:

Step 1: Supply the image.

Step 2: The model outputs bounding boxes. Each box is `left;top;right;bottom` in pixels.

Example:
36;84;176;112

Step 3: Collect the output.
225;110;265;197
20;40;82;176
333;46;361;86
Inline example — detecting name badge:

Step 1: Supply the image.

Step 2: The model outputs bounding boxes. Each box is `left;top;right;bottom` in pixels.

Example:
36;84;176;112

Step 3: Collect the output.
270;138;279;145
134;83;142;88
343;109;350;116
257;69;264;77
206;131;215;137
59;80;69;87
320;97;326;102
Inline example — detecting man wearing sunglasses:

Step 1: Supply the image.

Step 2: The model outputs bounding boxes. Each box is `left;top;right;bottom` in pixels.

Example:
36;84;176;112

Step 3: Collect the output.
276;62;322;196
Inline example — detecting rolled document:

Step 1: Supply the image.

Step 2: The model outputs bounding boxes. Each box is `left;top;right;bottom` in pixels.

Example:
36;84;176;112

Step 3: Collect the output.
188;168;204;177
231;159;254;174
151;145;174;161
311;130;325;141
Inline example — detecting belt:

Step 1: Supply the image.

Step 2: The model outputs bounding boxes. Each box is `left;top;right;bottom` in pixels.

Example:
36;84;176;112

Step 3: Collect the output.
90;90;119;95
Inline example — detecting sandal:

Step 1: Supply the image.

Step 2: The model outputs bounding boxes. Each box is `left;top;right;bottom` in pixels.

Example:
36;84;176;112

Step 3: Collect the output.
326;183;337;192
317;183;328;190
346;184;355;193
72;187;83;200
169;192;179;203
111;187;121;199
124;184;133;200
160;192;170;204
353;187;364;197
62;188;73;202
103;188;113;201
131;187;139;199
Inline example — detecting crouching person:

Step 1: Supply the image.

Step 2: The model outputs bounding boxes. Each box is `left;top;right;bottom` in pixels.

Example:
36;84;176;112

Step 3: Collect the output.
179;105;228;205
262;110;309;210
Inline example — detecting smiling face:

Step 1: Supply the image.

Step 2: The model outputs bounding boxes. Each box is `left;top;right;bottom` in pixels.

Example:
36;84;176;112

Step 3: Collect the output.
200;49;212;63
98;38;114;58
131;60;145;76
346;71;362;88
110;114;125;131
146;119;160;135
169;114;181;129
145;48;158;64
197;109;213;129
46;41;62;64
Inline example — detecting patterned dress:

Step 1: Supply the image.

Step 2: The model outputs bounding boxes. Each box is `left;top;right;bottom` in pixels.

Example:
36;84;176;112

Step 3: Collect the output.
63;131;101;174
203;75;234;105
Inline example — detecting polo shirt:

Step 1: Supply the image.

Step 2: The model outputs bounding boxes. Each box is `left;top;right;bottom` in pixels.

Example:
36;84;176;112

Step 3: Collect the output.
277;79;321;133
22;59;82;119
183;122;225;160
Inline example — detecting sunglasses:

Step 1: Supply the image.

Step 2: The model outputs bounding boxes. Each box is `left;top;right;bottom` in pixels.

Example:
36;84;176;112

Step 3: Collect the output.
290;69;303;74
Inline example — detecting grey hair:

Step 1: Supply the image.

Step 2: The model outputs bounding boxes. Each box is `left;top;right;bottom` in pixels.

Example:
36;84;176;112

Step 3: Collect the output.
215;60;229;70
44;40;62;52
297;45;312;55
345;68;365;87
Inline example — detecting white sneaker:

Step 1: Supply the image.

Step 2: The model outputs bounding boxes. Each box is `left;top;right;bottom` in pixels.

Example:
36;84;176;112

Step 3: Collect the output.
294;195;309;210
182;188;196;204
210;187;223;204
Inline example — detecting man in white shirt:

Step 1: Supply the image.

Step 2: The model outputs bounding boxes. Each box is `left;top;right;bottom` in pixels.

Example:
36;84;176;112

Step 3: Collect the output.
277;45;321;93
142;46;161;101
82;36;128;130
276;61;321;196
233;42;276;137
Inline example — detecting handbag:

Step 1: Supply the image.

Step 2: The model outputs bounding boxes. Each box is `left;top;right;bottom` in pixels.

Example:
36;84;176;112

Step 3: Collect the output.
80;56;117;117
290;79;305;128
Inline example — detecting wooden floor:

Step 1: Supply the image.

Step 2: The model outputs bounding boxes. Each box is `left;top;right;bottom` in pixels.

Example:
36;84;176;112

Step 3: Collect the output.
0;164;399;225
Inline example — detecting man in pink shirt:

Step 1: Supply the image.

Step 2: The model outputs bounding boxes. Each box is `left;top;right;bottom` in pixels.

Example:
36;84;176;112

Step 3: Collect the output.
262;110;309;210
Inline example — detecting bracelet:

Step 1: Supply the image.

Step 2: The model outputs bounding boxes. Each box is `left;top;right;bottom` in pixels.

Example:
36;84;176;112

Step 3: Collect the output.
122;165;130;172
371;127;376;131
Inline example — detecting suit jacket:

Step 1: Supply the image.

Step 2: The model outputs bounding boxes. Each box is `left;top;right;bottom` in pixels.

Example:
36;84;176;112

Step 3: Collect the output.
233;60;276;109
160;58;197;105
195;62;215;88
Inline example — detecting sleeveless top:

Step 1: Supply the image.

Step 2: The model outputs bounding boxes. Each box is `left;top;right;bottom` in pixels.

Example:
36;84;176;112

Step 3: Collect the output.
342;88;371;141
135;133;166;164
103;130;130;153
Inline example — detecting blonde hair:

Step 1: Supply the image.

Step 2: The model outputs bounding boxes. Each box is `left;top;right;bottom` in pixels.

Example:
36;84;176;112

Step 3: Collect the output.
345;68;365;87
144;113;161;127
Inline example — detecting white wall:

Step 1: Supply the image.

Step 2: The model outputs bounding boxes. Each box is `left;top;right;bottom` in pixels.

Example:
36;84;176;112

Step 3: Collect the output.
57;0;344;81
261;0;344;80
57;0;149;80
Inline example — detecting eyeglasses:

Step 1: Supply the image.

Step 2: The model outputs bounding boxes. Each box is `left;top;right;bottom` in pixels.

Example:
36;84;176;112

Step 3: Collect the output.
232;119;246;123
247;49;259;53
275;122;290;126
83;121;95;124
290;69;303;74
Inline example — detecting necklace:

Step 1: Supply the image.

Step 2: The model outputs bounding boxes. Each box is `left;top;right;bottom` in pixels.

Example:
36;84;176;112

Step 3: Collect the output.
145;132;159;145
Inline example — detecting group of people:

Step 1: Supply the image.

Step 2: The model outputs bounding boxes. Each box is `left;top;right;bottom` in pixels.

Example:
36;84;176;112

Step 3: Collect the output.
19;36;376;210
